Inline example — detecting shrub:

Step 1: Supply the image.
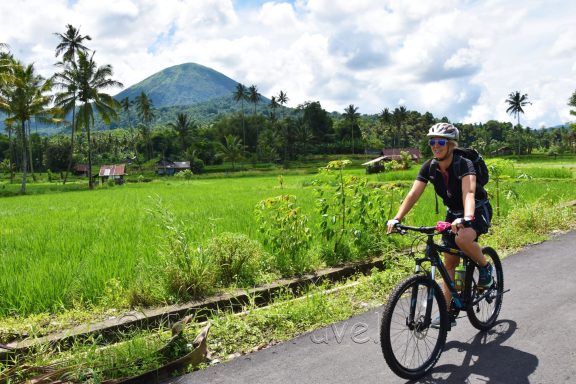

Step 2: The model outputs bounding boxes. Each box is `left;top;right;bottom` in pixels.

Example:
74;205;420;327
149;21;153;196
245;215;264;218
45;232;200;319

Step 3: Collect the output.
191;158;205;174
255;195;315;275
205;232;272;287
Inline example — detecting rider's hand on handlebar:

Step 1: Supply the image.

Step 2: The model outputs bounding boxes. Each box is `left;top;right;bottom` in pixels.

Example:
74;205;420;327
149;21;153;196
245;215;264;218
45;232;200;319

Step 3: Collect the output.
451;217;473;234
386;218;400;234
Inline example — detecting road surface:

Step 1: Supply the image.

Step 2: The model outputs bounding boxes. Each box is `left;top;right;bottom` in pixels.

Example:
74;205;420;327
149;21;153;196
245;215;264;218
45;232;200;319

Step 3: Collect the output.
167;231;576;384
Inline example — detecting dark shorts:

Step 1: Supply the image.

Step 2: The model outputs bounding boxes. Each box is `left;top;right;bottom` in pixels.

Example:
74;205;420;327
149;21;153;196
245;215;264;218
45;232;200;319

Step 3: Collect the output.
442;201;493;249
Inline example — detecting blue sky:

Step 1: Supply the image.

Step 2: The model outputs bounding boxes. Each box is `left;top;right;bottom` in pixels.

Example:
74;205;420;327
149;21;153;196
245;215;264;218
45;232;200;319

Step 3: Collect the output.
1;0;575;128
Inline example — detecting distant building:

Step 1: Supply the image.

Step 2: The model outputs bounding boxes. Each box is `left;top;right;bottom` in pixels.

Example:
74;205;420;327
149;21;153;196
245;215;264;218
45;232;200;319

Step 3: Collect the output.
99;164;126;184
156;160;191;176
73;164;89;177
490;146;512;156
379;148;422;162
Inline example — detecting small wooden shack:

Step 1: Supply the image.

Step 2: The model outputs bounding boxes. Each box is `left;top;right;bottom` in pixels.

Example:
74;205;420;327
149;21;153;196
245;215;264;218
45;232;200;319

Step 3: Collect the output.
156;161;191;176
99;164;126;184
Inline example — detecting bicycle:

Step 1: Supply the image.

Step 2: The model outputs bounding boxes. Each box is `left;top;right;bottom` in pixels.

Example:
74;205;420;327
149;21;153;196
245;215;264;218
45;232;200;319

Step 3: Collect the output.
380;221;506;380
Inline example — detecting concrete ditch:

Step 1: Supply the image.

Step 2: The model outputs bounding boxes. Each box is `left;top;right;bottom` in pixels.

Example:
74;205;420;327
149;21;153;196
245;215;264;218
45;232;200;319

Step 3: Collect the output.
0;253;396;360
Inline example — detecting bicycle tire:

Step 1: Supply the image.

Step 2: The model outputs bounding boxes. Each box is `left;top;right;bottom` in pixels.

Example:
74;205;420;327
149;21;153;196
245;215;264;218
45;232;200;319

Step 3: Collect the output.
465;247;504;331
380;274;448;380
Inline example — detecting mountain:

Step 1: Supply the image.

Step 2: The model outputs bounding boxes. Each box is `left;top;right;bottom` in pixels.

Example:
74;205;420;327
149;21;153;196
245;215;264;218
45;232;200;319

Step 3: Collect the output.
114;62;239;108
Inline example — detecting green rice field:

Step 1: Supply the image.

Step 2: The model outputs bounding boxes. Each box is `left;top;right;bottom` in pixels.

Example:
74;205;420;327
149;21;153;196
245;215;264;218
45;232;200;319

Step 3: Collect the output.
0;161;574;317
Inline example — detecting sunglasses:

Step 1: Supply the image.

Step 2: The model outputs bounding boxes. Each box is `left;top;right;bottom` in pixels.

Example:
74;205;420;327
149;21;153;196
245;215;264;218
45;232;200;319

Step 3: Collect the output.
429;139;447;146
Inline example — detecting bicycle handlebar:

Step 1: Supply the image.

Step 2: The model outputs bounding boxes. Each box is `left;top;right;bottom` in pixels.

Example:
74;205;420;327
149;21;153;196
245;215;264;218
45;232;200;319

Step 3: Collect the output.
393;221;452;235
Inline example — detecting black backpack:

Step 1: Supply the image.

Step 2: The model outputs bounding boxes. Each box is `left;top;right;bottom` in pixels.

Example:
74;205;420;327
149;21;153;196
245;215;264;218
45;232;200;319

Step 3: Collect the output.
429;147;489;213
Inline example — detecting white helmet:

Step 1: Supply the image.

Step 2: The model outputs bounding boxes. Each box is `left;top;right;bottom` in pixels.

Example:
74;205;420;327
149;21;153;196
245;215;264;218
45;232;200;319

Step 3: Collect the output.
427;123;459;141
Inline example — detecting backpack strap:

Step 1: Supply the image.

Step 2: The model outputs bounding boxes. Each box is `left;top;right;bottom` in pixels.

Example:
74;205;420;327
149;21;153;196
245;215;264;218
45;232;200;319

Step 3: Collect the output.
429;160;439;214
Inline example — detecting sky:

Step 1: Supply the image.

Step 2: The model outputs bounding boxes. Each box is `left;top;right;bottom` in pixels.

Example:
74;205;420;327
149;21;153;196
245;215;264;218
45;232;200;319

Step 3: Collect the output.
1;0;575;128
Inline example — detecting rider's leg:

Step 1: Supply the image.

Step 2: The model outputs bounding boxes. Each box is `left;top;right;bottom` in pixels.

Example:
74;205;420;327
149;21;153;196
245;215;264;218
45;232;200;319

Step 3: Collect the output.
454;227;488;267
442;252;460;310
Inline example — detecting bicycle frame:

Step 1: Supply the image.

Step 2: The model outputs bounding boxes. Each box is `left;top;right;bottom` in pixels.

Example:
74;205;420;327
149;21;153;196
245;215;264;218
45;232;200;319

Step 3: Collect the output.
399;224;473;328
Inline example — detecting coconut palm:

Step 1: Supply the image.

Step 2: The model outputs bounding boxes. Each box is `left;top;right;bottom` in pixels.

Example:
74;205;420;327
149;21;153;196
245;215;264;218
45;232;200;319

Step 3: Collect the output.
233;83;248;147
248;84;261;116
0;61;57;193
53;24;92;184
269;95;279;121
392;106;408;147
343;104;360;154
72;51;122;189
134;91;155;160
505;91;531;128
277;90;288;120
168;112;196;153
54;24;91;62
568;90;576;116
217;134;244;171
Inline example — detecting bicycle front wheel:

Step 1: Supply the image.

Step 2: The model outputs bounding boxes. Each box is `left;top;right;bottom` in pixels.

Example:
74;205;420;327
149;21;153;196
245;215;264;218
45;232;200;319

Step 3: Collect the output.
465;247;504;331
380;274;448;380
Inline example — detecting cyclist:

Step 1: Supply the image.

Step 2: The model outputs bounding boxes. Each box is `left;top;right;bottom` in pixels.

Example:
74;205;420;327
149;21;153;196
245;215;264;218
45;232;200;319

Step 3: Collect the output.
386;123;493;327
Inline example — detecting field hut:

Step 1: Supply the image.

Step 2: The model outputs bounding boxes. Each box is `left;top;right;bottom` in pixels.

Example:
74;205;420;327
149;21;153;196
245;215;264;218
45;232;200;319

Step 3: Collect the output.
99;164;126;185
156;160;191;176
380;148;422;162
73;164;89;177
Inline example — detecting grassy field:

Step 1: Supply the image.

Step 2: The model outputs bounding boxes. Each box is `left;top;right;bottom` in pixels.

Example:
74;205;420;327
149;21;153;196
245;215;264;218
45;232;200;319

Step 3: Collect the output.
0;157;575;317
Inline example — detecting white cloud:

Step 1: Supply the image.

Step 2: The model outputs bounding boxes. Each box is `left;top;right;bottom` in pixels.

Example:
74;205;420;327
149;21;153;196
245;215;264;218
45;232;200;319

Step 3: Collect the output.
1;0;575;126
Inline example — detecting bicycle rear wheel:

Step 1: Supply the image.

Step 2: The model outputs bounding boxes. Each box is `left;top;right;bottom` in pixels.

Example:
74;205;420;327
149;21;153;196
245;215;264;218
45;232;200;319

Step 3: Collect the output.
380;274;448;380
465;247;504;331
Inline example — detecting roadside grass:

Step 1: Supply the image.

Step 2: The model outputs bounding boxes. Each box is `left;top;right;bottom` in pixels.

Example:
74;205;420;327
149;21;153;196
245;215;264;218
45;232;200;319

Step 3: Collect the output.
3;197;575;382
0;160;575;317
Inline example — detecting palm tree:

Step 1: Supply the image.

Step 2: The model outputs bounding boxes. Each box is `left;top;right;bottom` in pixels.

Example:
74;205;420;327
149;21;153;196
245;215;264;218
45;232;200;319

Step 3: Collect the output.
505;91;531;128
269;95;279;121
568;90;576;116
72;51;123;189
134;91;155;160
54;24;91;62
506;91;531;156
233;83;248;147
392;106;408;147
0;61;57;193
248;84;261;116
277;90;288;120
217;134;244;171
53;24;91;184
168;112;196;153
343;104;360;154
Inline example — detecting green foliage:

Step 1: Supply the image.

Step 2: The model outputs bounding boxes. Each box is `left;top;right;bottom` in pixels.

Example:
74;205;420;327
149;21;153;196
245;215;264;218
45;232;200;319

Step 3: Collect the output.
205;232;273;287
132;196;216;305
255;195;315;275
175;169;193;180
314;160;399;264
191;157;205;174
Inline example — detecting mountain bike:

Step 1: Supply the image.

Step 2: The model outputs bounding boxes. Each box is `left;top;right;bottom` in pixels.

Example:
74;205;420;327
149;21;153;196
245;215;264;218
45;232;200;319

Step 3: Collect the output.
380;221;506;380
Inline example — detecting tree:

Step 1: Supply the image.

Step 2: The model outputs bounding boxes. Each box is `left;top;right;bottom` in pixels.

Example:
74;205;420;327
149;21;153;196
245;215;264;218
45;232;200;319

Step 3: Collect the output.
168;113;196;154
269;95;279;121
72;51;122;189
392;106;408;147
233;83;248;148
505;91;531;128
0;61;57;193
343;104;360;154
277;90;288;120
134;91;155;160
248;84;261;116
54;24;91;62
217;134;244;171
568;90;576;116
53;24;91;184
505;91;531;156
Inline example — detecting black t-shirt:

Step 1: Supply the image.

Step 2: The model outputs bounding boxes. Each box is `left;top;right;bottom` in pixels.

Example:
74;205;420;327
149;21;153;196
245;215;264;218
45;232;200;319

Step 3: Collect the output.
417;155;488;211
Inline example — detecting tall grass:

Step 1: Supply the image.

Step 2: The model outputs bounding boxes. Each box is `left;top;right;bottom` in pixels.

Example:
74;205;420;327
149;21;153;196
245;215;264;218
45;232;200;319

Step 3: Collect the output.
0;164;574;317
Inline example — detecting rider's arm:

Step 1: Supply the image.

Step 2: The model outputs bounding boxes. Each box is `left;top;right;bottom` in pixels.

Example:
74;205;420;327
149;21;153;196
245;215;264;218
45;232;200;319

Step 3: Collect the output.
461;174;476;219
393;180;427;221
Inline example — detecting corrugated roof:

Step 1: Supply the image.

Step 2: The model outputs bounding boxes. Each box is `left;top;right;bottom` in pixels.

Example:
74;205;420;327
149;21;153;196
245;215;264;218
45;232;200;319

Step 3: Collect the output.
99;164;125;177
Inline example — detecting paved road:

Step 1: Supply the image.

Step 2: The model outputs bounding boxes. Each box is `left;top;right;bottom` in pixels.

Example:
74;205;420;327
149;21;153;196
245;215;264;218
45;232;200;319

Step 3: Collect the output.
167;231;576;384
